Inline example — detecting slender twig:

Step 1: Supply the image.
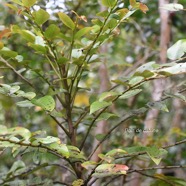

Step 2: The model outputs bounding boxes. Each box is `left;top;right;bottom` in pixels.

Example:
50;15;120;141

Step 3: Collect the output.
104;165;186;186
128;165;186;173
49;114;70;137
52;181;71;186
0;163;49;185
51;163;76;176
88;113;137;159
45;55;61;79
0;162;74;186
0;137;71;164
69;3;117;102
115;139;186;160
0;57;35;89
74;109;89;128
134;171;175;186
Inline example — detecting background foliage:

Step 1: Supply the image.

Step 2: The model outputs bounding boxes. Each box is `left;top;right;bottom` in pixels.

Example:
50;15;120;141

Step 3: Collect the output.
0;0;186;185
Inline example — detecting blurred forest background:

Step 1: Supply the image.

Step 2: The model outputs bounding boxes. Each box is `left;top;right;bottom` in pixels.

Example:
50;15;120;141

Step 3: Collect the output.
0;0;186;186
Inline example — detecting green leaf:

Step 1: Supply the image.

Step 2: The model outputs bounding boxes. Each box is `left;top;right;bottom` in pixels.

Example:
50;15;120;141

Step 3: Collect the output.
9;86;20;95
22;0;36;7
115;8;129;20
0;42;4;50
112;77;130;86
123;10;136;20
67;145;86;162
0;47;18;57
93;164;128;178
97;10;109;18
0;125;8;135
0;84;11;94
81;161;98;170
57;57;69;65
160;3;184;12
99;91;120;102
124;146;167;165
129;76;144;86
95;134;106;141
16;100;34;108
105;149;127;158
44;24;60;39
106;19;118;29
28;43;46;54
101;0;117;7
49;143;69;158
37;136;60;144
35;36;45;46
135;62;159;73
157;63;186;76
90;101;112;114
31;95;55;112
11;0;23;6
9;160;25;173
96;112;118;121
167;39;186;60
147;101;169;112
71;49;83;58
92;19;103;27
75;27;92;39
18;92;36;100
5;3;19;11
19;30;35;43
32;9;50;25
98;154;113;163
8;127;31;140
152;176;186;186
0;141;19;148
134;70;154;78
120;89;142;99
15;55;24;62
146;147;167;165
164;92;186;102
58;12;75;30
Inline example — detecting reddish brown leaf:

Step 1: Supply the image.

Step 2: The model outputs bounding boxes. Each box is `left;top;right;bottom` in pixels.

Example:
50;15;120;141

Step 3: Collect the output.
139;3;149;14
0;28;11;39
114;164;129;172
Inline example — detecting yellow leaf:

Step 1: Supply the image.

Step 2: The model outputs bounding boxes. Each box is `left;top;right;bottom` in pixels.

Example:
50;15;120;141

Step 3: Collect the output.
130;0;137;7
74;93;89;107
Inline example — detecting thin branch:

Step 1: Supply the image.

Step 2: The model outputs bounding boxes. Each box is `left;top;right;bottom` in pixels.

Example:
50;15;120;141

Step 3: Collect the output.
0;57;35;89
49;114;70;138
52;181;71;186
88;111;142;159
163;139;186;149
0;137;67;161
51;163;76;177
134;171;175;186
69;3;117;103
104;165;186;186
0;162;73;186
128;165;186;173
0;163;49;185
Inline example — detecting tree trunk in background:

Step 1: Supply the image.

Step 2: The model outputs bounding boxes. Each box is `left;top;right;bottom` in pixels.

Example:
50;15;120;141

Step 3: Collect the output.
90;45;110;186
143;0;170;143
91;44;110;163
172;99;185;178
90;1;110;162
130;1;171;186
